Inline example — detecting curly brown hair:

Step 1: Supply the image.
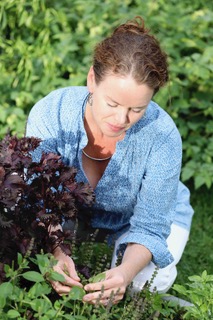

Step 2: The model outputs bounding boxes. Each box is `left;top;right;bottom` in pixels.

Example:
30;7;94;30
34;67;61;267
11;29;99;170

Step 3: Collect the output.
93;16;168;93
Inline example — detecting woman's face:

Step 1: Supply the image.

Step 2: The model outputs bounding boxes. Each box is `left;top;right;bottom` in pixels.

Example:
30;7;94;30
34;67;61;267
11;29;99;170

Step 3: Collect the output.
87;67;154;138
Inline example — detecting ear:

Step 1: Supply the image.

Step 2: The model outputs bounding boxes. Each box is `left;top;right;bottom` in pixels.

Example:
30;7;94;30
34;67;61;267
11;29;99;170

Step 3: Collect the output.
87;66;96;93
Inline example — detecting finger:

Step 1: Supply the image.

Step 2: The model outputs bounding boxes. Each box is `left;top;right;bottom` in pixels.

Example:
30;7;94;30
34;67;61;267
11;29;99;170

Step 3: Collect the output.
54;259;80;281
84;279;124;293
86;294;123;306
51;281;72;294
84;279;109;291
62;257;79;279
85;276;124;292
63;262;80;281
51;274;83;289
83;288;124;303
99;297;121;306
54;267;82;287
51;279;83;295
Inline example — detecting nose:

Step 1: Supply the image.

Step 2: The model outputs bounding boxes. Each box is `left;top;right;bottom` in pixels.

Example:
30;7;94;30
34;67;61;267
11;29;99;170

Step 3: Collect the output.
115;108;129;125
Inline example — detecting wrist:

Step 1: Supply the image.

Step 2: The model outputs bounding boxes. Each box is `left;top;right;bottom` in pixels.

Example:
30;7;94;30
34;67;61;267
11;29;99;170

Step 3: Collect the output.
116;263;136;285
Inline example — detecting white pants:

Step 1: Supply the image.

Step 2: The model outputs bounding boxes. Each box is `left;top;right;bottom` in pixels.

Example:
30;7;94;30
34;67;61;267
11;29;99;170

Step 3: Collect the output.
111;224;189;293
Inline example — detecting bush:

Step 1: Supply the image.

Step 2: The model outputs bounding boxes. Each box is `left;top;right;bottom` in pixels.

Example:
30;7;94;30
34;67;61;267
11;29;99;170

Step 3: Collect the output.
0;0;212;187
1;244;212;319
0;249;184;320
0;135;94;282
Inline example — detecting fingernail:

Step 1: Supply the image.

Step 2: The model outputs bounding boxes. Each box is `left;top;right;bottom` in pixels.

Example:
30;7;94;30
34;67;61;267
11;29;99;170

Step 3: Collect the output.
83;296;89;301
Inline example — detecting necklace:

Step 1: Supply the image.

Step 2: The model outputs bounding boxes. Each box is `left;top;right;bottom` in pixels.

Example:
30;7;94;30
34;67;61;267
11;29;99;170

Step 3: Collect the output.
82;149;112;161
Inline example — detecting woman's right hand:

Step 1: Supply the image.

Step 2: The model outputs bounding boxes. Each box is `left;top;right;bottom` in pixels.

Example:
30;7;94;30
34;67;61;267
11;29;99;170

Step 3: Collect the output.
51;247;83;295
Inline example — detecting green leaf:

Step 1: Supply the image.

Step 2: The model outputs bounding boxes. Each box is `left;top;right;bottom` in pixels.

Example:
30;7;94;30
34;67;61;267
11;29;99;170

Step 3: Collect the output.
0;282;13;297
22;271;45;282
17;253;23;265
31;298;52;313
62;316;76;320
68;286;86;301
28;282;51;298
188;275;202;282
88;272;106;283
0;296;6;309
195;175;206;189
48;271;65;282
172;284;188;296
45;309;58;317
181;167;195;181
7;310;21;318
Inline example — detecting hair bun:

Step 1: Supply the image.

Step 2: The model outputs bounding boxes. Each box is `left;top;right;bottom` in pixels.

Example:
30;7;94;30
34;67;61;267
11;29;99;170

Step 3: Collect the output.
113;16;148;36
93;15;168;91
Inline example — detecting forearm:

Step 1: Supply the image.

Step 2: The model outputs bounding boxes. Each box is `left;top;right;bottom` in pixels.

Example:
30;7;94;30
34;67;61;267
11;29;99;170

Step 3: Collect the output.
119;243;152;284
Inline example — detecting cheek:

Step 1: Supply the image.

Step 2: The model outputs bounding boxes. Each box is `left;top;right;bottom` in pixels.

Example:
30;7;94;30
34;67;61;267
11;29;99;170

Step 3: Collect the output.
92;105;111;120
98;107;115;119
130;113;144;124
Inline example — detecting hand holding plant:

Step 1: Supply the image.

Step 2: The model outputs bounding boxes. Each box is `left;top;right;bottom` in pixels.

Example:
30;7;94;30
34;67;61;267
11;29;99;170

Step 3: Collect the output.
83;266;128;305
51;246;83;294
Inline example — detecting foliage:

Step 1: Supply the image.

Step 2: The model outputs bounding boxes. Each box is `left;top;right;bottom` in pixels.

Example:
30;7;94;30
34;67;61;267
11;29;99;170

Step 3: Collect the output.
0;0;213;188
0;134;94;282
0;245;186;319
1;237;212;319
139;2;213;189
173;270;213;319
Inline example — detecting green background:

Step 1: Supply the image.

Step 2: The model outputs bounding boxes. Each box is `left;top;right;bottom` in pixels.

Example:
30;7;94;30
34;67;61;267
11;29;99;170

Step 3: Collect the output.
0;0;213;188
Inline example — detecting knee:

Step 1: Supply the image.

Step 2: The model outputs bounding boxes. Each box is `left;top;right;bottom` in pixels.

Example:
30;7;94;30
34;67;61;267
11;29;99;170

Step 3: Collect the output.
152;265;177;293
131;264;177;294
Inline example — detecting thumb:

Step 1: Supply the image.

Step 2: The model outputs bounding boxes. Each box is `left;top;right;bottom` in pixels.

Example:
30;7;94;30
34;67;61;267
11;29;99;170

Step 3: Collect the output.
65;262;80;281
70;270;80;281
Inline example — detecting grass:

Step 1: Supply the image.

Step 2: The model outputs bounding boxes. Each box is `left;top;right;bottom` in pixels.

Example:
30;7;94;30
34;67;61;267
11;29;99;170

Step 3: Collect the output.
174;183;213;287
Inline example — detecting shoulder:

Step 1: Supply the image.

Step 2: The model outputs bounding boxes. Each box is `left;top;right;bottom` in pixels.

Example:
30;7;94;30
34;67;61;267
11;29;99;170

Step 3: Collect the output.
146;101;178;130
27;86;89;138
130;101;182;158
136;100;181;142
29;86;88;117
45;86;88;102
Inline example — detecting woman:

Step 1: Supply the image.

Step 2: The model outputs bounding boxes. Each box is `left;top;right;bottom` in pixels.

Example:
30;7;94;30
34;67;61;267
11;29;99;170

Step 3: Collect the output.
26;17;194;304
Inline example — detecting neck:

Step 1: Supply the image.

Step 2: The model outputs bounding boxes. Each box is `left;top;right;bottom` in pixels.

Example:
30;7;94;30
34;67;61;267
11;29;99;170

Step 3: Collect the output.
82;149;111;161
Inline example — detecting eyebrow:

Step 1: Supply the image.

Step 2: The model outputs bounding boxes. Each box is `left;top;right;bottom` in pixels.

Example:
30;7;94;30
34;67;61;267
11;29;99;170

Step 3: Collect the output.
107;96;147;109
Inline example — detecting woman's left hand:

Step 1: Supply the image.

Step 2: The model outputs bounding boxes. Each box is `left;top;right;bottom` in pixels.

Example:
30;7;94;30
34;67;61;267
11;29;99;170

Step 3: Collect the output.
83;266;129;305
83;243;152;305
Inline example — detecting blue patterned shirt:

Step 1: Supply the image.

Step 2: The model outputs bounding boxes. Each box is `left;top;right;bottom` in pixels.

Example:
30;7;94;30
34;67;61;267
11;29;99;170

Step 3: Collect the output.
26;86;194;268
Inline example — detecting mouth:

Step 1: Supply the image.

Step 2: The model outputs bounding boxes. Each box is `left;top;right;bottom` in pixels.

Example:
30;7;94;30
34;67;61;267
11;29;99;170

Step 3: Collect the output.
107;123;126;133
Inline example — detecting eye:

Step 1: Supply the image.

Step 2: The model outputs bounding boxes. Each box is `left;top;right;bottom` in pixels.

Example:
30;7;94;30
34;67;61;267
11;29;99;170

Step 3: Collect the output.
107;103;117;108
132;108;145;113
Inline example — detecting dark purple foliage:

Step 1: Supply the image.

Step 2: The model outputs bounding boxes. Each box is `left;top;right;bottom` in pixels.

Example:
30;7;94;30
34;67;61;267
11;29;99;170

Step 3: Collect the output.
0;135;95;283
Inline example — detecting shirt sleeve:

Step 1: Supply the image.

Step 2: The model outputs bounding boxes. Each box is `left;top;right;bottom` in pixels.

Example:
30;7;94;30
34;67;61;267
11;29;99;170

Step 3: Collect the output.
173;181;194;230
119;125;182;268
25;89;66;161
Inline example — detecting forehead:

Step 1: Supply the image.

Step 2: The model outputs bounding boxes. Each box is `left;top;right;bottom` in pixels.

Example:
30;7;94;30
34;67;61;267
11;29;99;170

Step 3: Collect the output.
97;74;154;107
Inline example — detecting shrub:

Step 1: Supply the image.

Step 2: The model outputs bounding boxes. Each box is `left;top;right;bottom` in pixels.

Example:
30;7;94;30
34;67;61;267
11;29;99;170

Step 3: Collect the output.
0;245;185;319
173;270;213;319
0;134;94;282
2;240;212;319
0;0;212;188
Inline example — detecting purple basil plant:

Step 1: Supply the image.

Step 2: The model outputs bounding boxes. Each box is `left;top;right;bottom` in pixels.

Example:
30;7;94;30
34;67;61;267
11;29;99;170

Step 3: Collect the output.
0;135;95;283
